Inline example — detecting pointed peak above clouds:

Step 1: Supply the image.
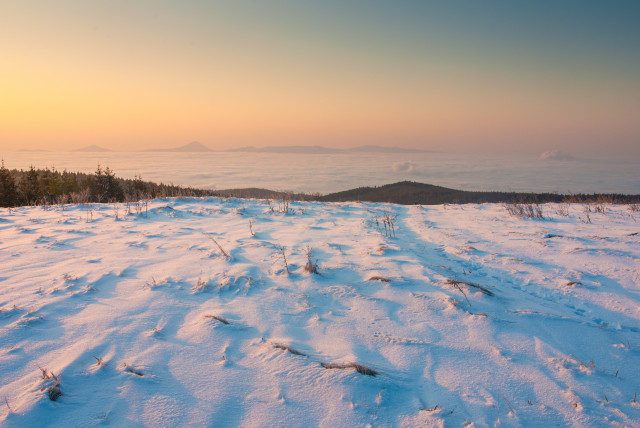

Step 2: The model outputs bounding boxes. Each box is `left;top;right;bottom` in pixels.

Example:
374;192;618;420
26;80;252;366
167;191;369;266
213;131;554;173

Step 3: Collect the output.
147;141;213;152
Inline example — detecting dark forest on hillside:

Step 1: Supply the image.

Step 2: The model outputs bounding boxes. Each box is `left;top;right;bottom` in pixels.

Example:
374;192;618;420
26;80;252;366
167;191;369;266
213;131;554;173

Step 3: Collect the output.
0;163;217;207
319;181;640;205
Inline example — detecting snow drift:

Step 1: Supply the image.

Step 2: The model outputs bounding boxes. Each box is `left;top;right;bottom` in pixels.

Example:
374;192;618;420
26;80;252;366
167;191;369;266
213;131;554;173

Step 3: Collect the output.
1;198;639;426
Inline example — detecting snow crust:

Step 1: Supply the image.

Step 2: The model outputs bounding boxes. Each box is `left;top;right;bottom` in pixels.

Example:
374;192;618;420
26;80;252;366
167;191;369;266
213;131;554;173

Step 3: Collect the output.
1;199;639;427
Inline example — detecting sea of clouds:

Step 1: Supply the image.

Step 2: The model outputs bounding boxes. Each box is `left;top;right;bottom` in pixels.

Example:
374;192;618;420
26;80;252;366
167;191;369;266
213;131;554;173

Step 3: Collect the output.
2;150;638;194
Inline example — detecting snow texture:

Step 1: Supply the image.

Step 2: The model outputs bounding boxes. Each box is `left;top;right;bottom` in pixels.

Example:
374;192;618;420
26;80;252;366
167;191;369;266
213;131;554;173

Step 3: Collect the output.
1;199;639;427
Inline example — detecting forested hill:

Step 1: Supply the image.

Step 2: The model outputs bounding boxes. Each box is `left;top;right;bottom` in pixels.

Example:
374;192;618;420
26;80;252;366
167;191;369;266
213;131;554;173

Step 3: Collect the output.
0;164;217;207
319;181;640;205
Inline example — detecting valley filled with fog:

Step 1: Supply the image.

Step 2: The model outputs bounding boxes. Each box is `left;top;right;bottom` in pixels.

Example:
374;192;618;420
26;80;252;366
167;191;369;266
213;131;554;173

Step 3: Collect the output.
3;151;638;195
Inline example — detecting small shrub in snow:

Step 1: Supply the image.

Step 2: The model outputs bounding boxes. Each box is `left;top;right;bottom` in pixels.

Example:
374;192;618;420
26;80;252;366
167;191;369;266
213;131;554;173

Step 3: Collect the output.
369;209;397;237
274;245;290;274
38;367;62;401
192;276;210;293
504;202;544;219
303;245;319;275
382;210;397;237
143;276;164;289
278;194;293;215
555;203;570;217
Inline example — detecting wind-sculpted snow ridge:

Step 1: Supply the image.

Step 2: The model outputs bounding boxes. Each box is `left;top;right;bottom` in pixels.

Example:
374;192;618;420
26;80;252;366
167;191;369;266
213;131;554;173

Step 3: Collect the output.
1;198;639;427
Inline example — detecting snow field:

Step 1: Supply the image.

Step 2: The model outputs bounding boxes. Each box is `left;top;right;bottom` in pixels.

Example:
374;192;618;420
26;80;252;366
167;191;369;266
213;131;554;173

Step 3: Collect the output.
1;199;639;427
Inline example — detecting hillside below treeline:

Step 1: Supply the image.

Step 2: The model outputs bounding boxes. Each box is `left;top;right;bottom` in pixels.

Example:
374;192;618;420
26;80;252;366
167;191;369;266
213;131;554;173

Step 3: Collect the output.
1;165;639;208
214;181;640;205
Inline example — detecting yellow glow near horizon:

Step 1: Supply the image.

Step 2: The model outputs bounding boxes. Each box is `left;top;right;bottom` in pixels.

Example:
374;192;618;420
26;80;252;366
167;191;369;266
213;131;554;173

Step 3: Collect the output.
1;1;639;157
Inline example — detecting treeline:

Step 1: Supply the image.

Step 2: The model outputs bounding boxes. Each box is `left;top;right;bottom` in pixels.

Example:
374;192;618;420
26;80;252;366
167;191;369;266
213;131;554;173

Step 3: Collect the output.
2;166;639;209
216;187;320;201
0;162;217;207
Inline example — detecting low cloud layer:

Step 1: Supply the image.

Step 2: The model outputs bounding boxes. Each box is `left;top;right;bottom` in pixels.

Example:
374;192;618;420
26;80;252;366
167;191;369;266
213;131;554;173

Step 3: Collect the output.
539;150;575;161
392;162;415;172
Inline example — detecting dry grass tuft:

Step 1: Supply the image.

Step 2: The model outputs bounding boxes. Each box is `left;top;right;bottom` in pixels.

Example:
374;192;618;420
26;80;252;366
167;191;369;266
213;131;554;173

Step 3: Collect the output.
204;314;230;325
447;280;470;305
38;367;62;401
422;404;439;412
321;362;378;377
565;354;595;370
143;276;164;289
273;343;307;356
47;383;62;401
123;363;144;377
369;209;397;237
5;397;14;414
38;366;51;380
555;204;570;217
368;276;391;283
504;202;544;219
445;279;494;296
205;234;232;259
303;245;320;275
192;276;210;293
501;394;517;416
274;245;291;274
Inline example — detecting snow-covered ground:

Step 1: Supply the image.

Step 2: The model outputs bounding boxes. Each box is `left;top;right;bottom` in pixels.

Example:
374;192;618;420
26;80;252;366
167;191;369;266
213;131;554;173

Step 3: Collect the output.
1;199;639;427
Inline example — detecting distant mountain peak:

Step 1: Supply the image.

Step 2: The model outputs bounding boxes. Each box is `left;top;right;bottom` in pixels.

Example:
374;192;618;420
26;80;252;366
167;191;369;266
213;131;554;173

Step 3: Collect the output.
174;141;212;152
146;141;213;152
225;144;430;154
74;145;112;152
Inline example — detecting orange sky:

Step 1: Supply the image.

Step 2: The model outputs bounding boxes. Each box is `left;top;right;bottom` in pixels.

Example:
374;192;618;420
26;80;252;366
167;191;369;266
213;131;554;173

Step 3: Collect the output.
1;1;639;157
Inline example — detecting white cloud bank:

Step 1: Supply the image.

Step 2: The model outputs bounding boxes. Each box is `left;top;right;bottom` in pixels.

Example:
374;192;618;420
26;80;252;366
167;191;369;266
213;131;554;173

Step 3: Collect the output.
539;150;575;161
392;161;415;172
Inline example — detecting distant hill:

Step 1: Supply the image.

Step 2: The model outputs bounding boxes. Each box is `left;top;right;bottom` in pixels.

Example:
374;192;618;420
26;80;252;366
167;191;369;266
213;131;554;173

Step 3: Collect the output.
148;141;212;152
216;181;639;205
225;145;430;154
345;145;429;153
226;145;341;154
216;188;319;201
319;181;640;205
74;145;112;152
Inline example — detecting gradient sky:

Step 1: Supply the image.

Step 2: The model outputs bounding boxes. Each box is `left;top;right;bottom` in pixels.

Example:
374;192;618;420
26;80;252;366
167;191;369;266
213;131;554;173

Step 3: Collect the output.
1;0;639;157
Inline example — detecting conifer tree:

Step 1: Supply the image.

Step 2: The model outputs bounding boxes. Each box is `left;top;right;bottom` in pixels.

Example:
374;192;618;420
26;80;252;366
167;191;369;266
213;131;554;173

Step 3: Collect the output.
0;160;18;207
19;166;41;205
92;164;124;202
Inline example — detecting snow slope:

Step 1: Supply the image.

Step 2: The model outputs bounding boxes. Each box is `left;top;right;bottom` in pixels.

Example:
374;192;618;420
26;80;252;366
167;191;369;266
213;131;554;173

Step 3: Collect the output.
1;199;639;427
